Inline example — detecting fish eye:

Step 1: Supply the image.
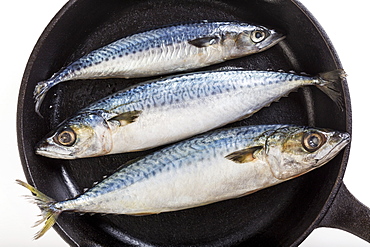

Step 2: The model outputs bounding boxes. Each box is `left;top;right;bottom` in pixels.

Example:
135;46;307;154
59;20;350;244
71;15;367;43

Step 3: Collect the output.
54;128;76;146
251;30;267;43
302;132;326;152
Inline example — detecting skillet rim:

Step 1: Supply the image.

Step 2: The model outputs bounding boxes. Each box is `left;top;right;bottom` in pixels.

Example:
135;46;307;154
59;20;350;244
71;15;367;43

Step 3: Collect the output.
16;0;352;246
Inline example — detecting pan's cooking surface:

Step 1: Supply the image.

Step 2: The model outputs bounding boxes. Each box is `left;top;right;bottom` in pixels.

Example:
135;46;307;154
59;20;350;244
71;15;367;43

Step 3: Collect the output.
18;0;350;246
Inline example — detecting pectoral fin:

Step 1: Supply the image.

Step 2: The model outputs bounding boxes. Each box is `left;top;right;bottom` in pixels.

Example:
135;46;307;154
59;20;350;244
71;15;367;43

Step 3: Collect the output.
225;146;263;163
108;110;142;127
188;36;220;48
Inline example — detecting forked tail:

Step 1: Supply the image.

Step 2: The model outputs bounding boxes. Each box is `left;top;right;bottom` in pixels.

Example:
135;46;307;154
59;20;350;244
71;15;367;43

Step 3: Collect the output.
316;69;347;111
33;80;52;117
16;180;61;239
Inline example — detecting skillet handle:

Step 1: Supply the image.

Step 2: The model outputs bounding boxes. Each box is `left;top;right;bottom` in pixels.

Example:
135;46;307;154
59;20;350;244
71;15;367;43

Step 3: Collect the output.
318;182;370;242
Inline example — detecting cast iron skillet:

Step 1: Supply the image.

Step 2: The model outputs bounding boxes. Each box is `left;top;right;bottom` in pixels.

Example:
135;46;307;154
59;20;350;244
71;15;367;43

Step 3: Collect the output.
17;0;370;246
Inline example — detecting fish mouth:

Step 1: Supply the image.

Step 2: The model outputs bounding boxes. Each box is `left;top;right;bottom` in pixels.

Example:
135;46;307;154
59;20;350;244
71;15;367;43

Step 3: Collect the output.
258;29;286;52
35;139;76;159
315;132;351;166
329;132;350;155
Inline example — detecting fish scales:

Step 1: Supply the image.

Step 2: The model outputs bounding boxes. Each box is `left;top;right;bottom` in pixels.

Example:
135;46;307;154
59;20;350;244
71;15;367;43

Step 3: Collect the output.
33;21;285;114
89;71;304;125
19;124;350;239
71;23;216;76
88;126;268;197
35;69;345;159
50;24;212;80
59;125;282;211
91;71;296;111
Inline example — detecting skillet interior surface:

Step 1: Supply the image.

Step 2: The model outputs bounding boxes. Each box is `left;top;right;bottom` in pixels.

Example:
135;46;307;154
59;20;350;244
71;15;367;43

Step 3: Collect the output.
17;0;351;246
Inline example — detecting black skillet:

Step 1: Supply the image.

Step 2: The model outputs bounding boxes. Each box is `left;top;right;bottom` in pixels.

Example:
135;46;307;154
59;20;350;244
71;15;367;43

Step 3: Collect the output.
17;0;370;246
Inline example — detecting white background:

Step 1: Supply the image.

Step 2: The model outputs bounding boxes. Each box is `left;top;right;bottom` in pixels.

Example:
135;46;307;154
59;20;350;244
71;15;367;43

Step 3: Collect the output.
1;0;369;246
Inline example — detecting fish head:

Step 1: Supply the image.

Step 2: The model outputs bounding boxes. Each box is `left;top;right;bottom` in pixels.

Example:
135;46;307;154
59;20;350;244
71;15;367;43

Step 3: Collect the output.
264;126;350;180
224;24;285;57
35;113;112;159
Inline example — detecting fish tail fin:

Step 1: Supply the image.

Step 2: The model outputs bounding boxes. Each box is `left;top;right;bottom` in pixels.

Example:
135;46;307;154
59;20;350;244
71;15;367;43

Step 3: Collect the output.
315;69;347;111
33;80;52;117
16;179;61;239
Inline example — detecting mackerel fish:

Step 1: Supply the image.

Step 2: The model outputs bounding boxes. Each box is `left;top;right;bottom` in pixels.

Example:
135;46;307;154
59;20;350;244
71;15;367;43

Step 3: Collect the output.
33;21;285;114
19;124;350;239
35;69;346;159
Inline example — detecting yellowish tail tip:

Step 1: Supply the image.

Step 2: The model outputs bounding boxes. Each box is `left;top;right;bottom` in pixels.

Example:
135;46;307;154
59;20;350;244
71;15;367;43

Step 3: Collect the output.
16;179;61;239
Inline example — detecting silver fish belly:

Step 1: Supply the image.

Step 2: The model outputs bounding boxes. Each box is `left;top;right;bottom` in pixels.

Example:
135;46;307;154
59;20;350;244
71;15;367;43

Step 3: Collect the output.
33;21;285;114
35;69;345;159
19;124;350;239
